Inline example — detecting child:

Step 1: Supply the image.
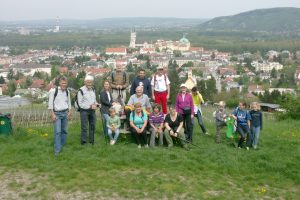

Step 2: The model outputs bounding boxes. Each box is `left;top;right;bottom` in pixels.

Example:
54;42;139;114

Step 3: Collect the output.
107;107;121;145
250;102;263;149
214;101;227;143
149;104;164;147
231;102;252;150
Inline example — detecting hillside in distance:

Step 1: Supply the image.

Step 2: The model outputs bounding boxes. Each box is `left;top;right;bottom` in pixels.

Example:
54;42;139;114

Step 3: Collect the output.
200;7;300;33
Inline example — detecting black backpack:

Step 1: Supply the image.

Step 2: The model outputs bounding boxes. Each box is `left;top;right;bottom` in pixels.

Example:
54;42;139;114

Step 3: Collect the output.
53;87;69;111
74;87;95;111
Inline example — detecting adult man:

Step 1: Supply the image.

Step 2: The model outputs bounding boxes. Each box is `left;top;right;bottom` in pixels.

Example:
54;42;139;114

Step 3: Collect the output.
151;66;170;114
48;76;72;155
77;75;99;145
130;68;152;97
109;64;129;105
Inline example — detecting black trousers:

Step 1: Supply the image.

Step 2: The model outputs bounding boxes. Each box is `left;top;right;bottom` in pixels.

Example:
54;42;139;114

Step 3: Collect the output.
182;113;192;142
80;110;96;144
131;127;147;146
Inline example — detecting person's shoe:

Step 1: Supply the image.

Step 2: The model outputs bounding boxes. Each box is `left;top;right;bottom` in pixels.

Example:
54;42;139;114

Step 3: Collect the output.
110;140;113;145
54;152;59;156
137;144;142;149
112;140;116;145
167;144;173;148
246;147;250;151
144;144;149;148
204;132;210;135
253;145;257;149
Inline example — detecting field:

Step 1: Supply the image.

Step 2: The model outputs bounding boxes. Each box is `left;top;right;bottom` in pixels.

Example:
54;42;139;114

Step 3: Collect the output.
0;107;299;199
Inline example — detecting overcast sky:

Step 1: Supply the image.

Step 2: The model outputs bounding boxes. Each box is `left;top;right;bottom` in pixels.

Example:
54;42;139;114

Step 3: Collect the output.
1;0;300;21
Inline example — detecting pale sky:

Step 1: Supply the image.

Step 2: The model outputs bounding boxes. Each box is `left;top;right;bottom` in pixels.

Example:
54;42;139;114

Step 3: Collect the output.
0;0;300;21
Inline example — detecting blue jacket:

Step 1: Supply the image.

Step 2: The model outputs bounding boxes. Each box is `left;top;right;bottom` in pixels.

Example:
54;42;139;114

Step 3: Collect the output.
130;77;152;97
232;107;251;125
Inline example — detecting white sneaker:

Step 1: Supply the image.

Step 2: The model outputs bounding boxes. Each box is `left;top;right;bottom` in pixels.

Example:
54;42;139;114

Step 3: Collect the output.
110;140;113;145
205;132;210;135
246;147;250;151
144;144;149;148
112;140;116;145
138;144;142;149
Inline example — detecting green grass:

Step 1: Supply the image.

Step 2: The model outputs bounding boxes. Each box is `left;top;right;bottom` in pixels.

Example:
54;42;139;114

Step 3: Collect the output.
0;111;299;199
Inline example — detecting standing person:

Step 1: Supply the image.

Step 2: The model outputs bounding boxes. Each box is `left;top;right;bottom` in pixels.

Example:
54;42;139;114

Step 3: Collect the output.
78;75;99;145
164;105;189;150
250;102;263;149
151;66;170;115
130;68;152;97
231;102;252;150
106;108;121;145
48;76;72;156
191;87;208;135
100;81;115;136
214;101;227;143
149;104;164;147
110;64;129;105
175;84;194;143
130;102;148;148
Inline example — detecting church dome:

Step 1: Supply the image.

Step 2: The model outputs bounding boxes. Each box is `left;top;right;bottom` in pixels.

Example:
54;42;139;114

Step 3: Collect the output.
180;37;189;43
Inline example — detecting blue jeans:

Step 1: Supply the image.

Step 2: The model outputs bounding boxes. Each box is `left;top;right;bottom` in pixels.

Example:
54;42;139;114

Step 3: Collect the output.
191;110;207;134
237;123;251;147
101;113;109;136
107;128;120;141
251;126;261;147
80;110;96;144
53;111;68;153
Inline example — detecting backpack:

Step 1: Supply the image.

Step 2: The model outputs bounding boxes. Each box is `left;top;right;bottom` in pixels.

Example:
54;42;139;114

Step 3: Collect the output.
53;87;69;111
132;110;145;122
74;87;95;111
111;71;126;83
153;74;167;90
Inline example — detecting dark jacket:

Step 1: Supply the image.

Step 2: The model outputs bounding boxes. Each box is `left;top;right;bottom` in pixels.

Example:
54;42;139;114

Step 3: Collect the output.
250;110;263;129
100;90;113;115
130;77;152;97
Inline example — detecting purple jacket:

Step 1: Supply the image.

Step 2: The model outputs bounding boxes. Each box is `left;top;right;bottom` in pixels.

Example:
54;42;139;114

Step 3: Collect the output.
175;92;194;115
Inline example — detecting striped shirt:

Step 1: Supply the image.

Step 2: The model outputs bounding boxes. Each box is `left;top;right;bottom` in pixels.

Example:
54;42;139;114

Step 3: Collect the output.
149;112;164;125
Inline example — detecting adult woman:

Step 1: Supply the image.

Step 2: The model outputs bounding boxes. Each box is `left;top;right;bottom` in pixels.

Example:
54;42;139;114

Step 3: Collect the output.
130;102;148;148
164;105;189;150
175;84;194;143
99;81;114;136
191;87;208;135
149;104;164;147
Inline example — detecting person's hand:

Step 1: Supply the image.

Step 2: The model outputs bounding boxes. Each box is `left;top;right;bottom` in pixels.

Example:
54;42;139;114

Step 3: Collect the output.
191;114;194;119
166;94;169;100
174;132;178;137
91;104;97;110
170;130;174;136
67;111;72;120
112;102;116;106
51;113;56;122
152;95;155;101
158;127;163;134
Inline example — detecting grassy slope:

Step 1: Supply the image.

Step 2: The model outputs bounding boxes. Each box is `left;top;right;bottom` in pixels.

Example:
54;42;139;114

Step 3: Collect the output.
0;109;299;199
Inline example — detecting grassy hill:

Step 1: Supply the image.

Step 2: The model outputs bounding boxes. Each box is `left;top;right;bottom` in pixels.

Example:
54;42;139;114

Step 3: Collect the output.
0;108;299;199
200;7;300;33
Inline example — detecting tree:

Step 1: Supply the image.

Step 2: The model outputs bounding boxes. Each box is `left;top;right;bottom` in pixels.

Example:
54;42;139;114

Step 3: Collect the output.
168;60;180;104
7;80;17;97
270;68;277;79
0;76;5;84
51;65;60;79
173;50;182;57
7;69;14;80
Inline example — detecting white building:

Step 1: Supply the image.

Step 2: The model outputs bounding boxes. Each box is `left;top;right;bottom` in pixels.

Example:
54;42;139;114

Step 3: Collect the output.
252;61;283;72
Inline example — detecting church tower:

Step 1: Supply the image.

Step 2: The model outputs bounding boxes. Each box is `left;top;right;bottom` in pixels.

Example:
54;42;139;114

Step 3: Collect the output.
129;28;136;48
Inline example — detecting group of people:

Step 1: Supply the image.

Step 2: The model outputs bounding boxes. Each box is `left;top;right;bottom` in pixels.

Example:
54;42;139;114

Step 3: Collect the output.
48;65;262;155
214;101;263;150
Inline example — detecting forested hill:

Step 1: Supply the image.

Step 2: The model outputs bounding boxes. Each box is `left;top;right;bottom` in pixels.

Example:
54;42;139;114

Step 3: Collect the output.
199;7;300;33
